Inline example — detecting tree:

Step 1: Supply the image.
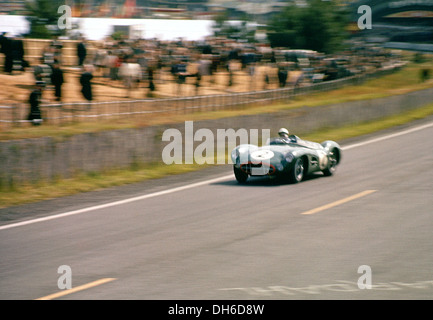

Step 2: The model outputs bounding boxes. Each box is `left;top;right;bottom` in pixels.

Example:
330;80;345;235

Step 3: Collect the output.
25;0;65;39
267;0;350;53
212;11;256;43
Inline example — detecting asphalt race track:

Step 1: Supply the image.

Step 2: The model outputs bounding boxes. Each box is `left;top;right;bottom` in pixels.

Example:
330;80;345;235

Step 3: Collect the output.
1;118;432;300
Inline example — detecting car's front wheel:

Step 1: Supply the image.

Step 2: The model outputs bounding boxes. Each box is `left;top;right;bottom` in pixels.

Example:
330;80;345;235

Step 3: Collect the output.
234;166;248;183
323;149;338;176
289;157;304;183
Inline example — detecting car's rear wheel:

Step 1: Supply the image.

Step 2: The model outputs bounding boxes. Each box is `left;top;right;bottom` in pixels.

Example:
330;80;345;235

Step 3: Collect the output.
234;166;248;183
323;149;338;176
289;157;304;183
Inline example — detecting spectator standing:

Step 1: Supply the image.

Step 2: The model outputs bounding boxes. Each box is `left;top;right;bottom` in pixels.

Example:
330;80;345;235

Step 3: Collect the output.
119;58;141;98
50;62;64;102
42;44;55;66
80;65;93;105
171;60;188;96
198;55;212;87
51;37;63;65
0;33;7;70
0;32;6;54
11;36;26;73
77;38;87;66
34;57;52;85
93;45;108;77
277;63;288;88
147;63;156;95
27;81;44;126
1;33;13;74
106;51;120;80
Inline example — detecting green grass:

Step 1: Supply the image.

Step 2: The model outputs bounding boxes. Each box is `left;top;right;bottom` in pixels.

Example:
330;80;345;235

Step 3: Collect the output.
1;102;433;209
303;102;433;142
0;162;210;209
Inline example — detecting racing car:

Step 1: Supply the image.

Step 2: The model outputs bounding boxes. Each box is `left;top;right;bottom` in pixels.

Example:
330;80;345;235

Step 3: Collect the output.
230;134;342;183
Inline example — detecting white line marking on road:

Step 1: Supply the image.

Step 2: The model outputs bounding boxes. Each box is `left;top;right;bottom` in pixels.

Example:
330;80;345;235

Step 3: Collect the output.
341;121;433;150
0;175;233;231
1;121;432;231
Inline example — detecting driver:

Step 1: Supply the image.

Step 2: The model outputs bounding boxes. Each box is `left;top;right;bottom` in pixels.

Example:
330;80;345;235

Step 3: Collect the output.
278;128;297;143
278;128;289;139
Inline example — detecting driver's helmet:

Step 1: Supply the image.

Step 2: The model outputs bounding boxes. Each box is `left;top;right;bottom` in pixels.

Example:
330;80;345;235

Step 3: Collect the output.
278;128;289;138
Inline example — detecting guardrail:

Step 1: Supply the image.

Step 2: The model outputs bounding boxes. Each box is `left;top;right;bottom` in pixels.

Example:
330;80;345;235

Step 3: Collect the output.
0;64;405;129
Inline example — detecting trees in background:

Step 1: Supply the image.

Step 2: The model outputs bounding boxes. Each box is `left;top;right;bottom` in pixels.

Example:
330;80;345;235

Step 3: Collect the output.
212;11;257;43
25;0;64;39
267;0;350;53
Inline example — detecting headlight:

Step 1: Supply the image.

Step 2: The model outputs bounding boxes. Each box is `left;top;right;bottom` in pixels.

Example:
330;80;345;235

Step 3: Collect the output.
231;149;239;164
285;152;294;163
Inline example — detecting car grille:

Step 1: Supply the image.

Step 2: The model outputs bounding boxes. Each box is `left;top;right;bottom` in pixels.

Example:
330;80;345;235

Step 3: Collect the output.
240;162;276;175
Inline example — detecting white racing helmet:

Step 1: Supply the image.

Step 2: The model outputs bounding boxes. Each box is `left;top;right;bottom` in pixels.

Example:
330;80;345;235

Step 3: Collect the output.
278;128;289;137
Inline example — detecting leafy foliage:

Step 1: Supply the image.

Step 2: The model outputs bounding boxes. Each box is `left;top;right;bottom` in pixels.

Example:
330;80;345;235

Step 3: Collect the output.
25;0;65;38
212;11;256;43
267;0;350;53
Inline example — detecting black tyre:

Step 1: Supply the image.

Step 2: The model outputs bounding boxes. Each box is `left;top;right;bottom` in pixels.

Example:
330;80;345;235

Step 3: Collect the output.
289;157;304;183
234;166;248;183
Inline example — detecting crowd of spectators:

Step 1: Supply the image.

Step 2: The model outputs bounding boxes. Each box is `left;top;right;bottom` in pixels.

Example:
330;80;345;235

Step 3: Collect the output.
0;32;403;126
72;36;399;94
2;33;402;102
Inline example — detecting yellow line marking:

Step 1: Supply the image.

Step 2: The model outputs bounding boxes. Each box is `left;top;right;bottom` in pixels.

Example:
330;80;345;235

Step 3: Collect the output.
301;190;377;215
35;278;116;300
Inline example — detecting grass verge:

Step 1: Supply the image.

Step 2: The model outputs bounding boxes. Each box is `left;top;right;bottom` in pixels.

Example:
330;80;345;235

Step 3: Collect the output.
1;102;433;209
